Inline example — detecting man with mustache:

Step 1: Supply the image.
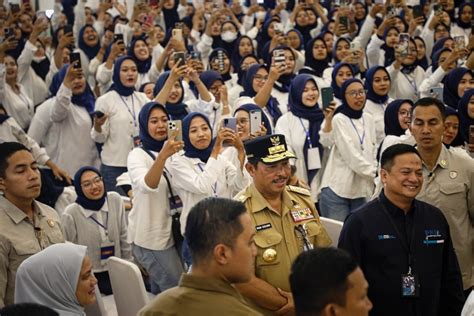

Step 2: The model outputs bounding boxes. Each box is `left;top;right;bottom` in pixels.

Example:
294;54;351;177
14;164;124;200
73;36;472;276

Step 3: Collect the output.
0;142;64;307
338;144;464;316
234;134;331;316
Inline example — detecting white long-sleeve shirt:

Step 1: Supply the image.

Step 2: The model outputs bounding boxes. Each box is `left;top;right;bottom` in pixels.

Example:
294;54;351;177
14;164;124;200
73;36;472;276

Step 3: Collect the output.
319;112;377;199
91;90;149;167
387;65;425;101
127;147;176;251
419;66;447;98
169;153;244;234
0;64;34;130
364;98;393;146
28;84;100;175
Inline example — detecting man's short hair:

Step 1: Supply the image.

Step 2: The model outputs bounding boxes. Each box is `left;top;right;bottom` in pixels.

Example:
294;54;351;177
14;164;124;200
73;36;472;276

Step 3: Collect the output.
380;144;421;171
185;197;247;264
0;142;30;178
411;97;446;120
0;303;59;316
290;248;358;316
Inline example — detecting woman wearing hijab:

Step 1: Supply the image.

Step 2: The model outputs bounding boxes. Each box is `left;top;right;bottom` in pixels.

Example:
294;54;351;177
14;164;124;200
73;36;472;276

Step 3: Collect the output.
169;112;245;240
457;89;474;155
269;46;297;111
28;64;99;177
443;67;474;109
414;36;429;70
208;48;237;90
275;74;326;196
127;102;185;294
76;24;101;88
378;99;415;159
127;37;160;89
92;56;149;193
442;107;464;148
367;26;399;68
300;36;331;91
419;48;459;97
387;37;425;100
61;167;131;295
154;63;213;121
15;243;97;316
330;62;355;106
236;63;283;126
451;3;472;44
364;66;392;145
230;35;256;71
319;78;376;221
229;54;259;107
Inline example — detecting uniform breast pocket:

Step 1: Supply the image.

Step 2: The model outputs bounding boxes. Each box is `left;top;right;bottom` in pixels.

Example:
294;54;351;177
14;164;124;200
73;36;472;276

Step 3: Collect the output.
46;227;65;244
13;239;40;256
254;230;282;266
439;182;465;196
439;182;466;211
303;220;332;247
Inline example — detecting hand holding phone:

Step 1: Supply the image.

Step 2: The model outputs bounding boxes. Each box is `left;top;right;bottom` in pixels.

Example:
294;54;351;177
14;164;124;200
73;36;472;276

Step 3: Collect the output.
69;52;81;69
173;52;186;67
249;110;262;135
168;120;183;142
321;87;334;110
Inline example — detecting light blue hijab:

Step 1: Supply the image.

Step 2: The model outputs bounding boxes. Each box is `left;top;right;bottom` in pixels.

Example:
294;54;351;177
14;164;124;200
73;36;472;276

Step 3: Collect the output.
15;243;88;316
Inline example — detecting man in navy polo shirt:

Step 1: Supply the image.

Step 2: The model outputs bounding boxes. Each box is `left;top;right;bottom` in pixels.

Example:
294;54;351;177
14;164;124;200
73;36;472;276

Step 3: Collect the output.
338;144;464;316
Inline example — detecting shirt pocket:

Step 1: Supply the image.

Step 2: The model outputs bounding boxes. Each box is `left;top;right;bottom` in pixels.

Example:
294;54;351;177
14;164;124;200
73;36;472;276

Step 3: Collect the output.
46;227;64;244
439;182;465;195
303;219;332;247
439;182;466;211
13;239;39;256
254;230;282;267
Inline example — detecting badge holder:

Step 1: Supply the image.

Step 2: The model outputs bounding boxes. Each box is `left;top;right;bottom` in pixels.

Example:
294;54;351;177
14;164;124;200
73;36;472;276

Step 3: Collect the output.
100;240;115;266
401;267;420;298
307;147;321;170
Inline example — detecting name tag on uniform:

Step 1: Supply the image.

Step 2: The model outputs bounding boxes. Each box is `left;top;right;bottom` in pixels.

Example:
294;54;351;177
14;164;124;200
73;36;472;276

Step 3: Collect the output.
100;241;115;266
290;208;315;223
307;147;321;170
256;223;272;232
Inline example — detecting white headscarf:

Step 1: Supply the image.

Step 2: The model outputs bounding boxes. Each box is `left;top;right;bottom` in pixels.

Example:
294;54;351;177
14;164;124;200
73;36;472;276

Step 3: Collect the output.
14;243;88;316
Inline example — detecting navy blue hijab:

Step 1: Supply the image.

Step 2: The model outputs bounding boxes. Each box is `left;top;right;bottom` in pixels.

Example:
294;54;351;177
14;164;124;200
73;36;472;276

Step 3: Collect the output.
233;103;272;135
457;3;473;29
364;66;390;104
457;89;474;143
49;65;95;113
74;167;106;211
381;27;398;67
78;25;100;60
209;48;232;81
334;78;365;119
303;37;330;78
153;71;188;120
110;56;136;97
139;102;169;152
289;74;325;182
237;54;258;86
444;106;464;147
270;46;296;93
199;70;223;90
231;35;255;71
443;67;472;109
182;112;214;163
431;37;453;60
384;99;413;136
414;36;429;70
240;64;282;123
431;47;451;73
128;37;152;74
331;63;354;100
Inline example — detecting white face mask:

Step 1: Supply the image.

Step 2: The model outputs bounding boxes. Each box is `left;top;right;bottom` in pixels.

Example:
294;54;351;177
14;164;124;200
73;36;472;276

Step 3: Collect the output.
204;13;212;20
221;31;237;42
255;11;266;20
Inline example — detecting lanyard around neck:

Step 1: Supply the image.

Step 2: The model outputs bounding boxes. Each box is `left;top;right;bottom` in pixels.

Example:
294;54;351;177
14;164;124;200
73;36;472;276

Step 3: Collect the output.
349;117;365;148
298;117;313;148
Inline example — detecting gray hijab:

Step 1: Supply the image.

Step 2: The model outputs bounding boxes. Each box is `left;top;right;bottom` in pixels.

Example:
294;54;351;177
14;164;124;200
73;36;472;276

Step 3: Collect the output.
14;243;87;316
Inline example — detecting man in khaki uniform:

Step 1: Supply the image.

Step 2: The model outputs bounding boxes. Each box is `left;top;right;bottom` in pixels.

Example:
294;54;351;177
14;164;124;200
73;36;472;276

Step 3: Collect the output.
409;98;474;298
139;197;262;316
0;142;64;307
235;134;332;316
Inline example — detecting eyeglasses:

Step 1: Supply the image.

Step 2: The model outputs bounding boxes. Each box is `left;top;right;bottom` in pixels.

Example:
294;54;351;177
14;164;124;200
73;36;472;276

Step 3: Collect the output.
81;176;103;189
398;110;411;117
253;75;269;82
345;89;366;97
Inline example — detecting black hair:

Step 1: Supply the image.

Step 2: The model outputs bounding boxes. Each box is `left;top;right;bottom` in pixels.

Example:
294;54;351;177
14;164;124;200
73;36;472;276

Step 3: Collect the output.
290;248;358;316
412;97;446;120
0;142;30;178
380;144;421;171
185;197;247;265
0;303;59;316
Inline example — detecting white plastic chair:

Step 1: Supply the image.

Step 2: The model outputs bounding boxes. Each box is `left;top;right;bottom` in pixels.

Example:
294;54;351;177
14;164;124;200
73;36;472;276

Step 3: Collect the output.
107;257;154;316
320;217;344;247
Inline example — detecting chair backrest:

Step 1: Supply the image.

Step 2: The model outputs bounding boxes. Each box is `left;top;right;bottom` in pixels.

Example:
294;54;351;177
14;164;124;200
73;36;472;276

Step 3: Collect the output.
108;257;149;316
320;217;344;247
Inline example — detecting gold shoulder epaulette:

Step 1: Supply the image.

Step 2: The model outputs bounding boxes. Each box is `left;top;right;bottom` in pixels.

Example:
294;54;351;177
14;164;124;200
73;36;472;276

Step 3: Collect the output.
286;185;311;196
235;192;250;203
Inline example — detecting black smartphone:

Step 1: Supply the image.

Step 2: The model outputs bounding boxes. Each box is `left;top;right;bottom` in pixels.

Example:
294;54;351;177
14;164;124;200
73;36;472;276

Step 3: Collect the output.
412;5;423;19
321;87;334;110
339;16;349;30
69;52;81;68
10;3;20;14
113;33;124;43
63;25;73;35
93;111;105;118
433;4;442;15
4;27;13;38
173;51;186;67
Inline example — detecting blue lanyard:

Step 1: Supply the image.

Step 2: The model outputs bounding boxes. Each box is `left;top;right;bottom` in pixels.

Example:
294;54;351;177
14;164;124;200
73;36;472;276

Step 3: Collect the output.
197;163;217;196
402;73;418;94
89;212;109;235
298;117;313;148
349;117;365;148
119;94;137;127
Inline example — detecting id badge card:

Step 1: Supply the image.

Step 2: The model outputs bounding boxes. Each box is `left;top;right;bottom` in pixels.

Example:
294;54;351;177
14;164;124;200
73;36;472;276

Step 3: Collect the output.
132;128;141;147
100;241;115;266
401;272;420;298
307;147;321;170
169;195;183;215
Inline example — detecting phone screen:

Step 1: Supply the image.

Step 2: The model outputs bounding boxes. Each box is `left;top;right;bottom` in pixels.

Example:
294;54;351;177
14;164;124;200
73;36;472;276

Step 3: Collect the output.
321;87;334;110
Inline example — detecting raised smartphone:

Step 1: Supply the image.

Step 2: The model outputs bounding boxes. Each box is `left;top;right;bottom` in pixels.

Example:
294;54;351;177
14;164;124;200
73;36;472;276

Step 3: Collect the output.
249;110;262;135
167;120;183;142
321;87;334;110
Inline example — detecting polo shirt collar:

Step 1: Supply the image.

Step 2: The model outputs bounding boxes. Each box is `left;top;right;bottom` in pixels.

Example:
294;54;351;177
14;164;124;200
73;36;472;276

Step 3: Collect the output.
80;200;109;218
0;196;44;224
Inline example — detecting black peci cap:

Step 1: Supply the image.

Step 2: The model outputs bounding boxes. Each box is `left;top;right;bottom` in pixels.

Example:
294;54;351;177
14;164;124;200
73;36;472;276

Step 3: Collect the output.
244;134;296;164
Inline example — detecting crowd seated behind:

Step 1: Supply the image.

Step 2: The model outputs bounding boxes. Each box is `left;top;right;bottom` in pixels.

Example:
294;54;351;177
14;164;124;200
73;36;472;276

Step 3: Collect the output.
0;0;473;315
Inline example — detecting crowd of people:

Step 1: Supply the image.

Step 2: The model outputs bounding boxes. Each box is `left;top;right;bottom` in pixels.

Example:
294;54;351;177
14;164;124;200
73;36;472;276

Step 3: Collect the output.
0;0;474;315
